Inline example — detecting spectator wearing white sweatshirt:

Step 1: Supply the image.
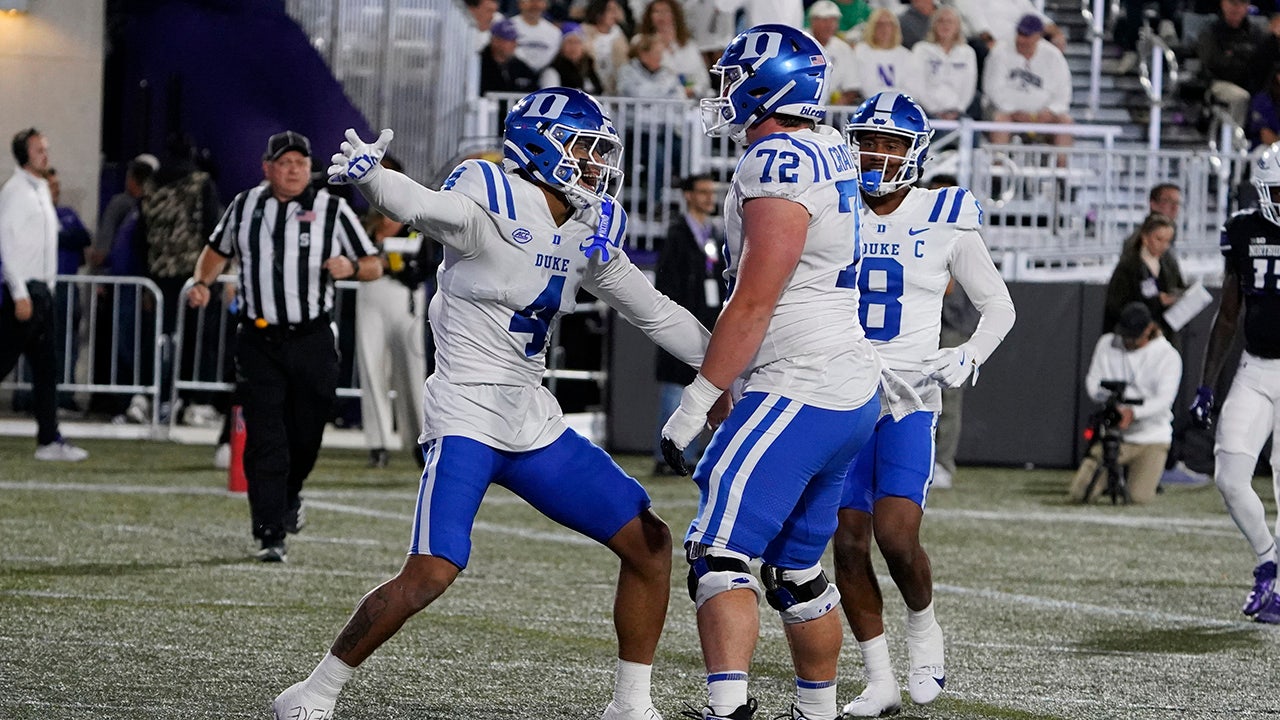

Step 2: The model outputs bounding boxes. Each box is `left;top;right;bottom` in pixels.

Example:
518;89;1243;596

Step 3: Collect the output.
910;6;978;119
982;14;1074;160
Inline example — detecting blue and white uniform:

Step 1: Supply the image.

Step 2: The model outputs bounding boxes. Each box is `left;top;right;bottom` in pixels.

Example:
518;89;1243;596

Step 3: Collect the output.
842;185;1014;512
687;125;883;568
357;158;710;568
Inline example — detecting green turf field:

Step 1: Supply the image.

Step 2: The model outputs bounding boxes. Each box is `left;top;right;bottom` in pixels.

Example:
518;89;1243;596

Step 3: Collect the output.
0;435;1275;719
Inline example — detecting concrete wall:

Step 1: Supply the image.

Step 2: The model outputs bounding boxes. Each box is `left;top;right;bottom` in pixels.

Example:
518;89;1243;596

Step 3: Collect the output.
0;1;104;227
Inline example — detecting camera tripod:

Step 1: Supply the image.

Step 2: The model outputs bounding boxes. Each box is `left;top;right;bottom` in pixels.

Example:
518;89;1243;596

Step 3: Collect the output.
1082;426;1130;505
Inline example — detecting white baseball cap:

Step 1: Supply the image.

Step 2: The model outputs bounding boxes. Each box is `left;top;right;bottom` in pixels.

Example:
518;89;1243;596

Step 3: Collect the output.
809;0;842;20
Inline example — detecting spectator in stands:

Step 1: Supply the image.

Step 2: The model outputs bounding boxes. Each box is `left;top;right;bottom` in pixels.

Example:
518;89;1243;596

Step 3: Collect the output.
818;0;872;38
1198;0;1269;128
1249;63;1280;146
1114;0;1181;74
1147;182;1183;221
899;0;937;49
636;0;709;99
911;6;979;119
582;0;630;94
512;0;563;73
852;8;917;104
1103;212;1187;351
953;0;1066;51
808;0;861;106
539;23;605;93
983;14;1075;163
0;128;88;461
711;0;804;31
680;0;733;67
617;33;686;99
467;0;504;52
480;18;540;95
652;174;724;475
1068;302;1182;504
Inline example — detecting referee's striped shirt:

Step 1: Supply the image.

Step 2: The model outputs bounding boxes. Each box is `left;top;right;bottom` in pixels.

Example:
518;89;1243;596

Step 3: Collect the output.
208;184;376;326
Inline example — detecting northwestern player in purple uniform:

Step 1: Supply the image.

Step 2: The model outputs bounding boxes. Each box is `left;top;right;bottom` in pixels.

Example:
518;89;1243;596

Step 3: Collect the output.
271;88;712;720
1192;144;1280;624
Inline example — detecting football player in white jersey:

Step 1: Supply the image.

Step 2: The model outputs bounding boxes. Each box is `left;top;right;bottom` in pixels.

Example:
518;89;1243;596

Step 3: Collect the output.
1191;143;1280;624
270;88;714;720
660;24;886;720
834;92;1016;717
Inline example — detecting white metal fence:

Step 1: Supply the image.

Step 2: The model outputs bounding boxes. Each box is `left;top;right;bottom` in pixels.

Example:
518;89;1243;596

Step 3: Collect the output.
0;275;167;428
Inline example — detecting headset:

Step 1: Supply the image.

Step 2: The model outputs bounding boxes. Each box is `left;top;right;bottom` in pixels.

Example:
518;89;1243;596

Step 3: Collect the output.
11;127;39;167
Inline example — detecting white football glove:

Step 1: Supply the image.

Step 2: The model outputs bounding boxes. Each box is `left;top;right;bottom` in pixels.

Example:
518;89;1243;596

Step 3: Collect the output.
660;374;722;476
921;342;981;388
327;128;394;185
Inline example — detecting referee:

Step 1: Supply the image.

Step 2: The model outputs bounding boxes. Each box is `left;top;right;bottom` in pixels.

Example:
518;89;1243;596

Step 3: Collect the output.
187;130;381;562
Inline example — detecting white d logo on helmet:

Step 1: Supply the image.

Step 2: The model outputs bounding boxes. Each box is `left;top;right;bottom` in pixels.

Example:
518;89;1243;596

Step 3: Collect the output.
739;31;784;63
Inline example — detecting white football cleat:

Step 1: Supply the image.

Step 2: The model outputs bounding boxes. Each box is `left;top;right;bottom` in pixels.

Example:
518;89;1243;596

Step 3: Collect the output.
906;620;946;705
841;680;901;717
602;701;663;720
272;680;336;720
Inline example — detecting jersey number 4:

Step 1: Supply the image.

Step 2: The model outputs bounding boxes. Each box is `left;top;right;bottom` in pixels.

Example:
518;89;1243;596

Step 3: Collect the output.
509;275;566;357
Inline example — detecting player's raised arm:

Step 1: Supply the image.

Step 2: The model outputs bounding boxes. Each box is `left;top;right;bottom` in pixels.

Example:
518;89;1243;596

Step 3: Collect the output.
329;128;480;249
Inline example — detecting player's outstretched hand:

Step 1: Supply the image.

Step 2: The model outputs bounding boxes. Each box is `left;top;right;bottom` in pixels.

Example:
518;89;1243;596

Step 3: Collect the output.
328;128;393;185
660;374;723;476
1190;385;1214;429
921;343;980;388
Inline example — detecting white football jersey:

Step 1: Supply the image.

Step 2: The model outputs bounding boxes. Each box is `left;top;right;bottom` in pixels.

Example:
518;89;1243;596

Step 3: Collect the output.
358;159;708;451
724;125;881;410
858;185;1008;409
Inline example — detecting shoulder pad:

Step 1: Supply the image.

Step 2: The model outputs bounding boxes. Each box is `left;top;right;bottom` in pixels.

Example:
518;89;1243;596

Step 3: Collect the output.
440;159;519;221
921;187;983;230
734;133;831;197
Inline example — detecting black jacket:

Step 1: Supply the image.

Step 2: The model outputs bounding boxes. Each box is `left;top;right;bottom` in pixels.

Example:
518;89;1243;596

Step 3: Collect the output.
654;214;725;385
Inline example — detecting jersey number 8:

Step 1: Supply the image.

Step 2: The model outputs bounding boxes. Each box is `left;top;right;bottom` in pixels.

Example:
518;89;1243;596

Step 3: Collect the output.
857;256;904;340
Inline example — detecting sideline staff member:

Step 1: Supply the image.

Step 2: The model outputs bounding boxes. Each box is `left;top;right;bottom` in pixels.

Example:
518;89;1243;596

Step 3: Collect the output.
187;130;380;562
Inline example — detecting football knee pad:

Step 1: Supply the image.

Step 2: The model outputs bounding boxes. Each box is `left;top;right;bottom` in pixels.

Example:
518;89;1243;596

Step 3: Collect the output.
685;544;762;609
761;563;840;625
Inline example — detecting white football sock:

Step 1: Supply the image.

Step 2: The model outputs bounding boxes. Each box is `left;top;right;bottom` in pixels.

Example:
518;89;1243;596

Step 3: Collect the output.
906;602;937;638
857;634;894;683
611;659;653;710
794;676;837;720
307;652;355;700
707;671;749;715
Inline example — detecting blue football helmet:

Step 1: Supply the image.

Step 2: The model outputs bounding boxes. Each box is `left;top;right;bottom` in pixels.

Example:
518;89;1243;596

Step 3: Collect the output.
503;87;624;209
700;24;830;145
844;92;933;197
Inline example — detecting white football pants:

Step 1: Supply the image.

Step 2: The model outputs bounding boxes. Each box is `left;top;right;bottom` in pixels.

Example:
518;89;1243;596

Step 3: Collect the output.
1214;352;1280;560
356;277;426;452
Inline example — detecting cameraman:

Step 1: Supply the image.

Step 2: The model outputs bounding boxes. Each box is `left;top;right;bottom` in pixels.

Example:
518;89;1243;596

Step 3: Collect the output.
1068;302;1182;504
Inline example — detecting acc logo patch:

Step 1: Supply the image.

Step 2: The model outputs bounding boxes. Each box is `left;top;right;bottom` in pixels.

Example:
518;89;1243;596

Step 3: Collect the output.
512;228;534;244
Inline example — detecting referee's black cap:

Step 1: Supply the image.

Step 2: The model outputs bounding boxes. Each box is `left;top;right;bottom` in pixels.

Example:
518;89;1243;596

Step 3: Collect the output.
264;131;311;161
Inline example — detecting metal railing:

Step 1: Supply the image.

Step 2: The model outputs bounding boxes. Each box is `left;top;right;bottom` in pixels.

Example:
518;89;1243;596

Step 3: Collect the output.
0;275;166;429
472;91;1254;282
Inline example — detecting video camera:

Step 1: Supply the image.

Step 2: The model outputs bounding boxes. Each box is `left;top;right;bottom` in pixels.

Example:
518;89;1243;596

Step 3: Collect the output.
1082;380;1144;504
